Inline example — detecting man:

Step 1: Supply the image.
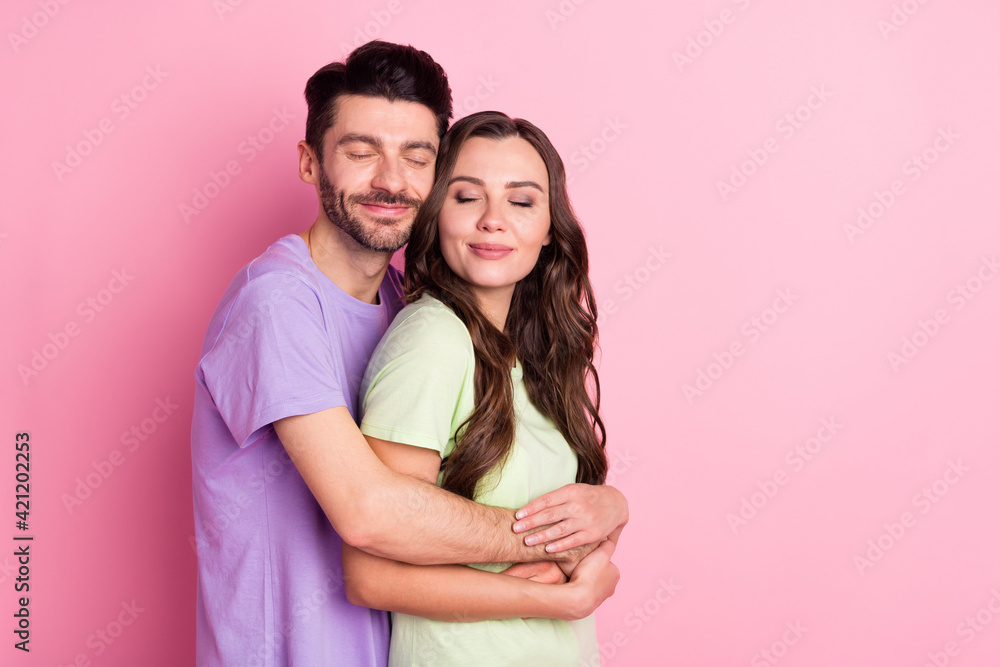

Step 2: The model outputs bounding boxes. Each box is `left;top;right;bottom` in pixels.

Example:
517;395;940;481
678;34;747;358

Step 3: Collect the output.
191;41;621;666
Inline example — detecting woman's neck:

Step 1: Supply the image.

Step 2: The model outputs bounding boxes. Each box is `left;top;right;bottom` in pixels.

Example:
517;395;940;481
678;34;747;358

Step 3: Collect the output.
471;285;515;331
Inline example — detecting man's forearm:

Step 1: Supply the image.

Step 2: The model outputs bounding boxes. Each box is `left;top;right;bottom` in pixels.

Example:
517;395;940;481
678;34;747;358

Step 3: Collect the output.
275;408;560;566
353;471;559;565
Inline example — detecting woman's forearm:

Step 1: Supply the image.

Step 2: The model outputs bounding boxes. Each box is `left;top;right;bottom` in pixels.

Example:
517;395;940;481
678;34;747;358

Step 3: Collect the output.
342;544;588;622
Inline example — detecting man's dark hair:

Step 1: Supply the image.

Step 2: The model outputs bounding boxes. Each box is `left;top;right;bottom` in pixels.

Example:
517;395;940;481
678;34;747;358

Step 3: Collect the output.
303;41;452;161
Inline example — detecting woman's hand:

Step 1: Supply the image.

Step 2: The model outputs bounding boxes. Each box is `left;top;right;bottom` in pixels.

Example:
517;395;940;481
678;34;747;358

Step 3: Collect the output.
513;483;629;553
558;540;620;621
502;561;568;584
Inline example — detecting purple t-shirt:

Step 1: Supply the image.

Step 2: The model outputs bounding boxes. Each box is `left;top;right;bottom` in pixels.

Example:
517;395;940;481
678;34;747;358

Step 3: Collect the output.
190;235;403;666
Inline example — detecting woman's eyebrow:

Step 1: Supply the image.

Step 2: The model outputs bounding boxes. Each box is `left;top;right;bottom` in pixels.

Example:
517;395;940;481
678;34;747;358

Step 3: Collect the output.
505;180;543;192
448;176;484;186
447;177;543;192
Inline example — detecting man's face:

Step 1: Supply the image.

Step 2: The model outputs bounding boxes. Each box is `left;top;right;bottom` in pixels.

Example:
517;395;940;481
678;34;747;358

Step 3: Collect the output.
317;95;439;252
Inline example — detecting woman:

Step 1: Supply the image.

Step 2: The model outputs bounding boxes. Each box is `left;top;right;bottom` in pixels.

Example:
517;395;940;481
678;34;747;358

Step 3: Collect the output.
343;111;628;666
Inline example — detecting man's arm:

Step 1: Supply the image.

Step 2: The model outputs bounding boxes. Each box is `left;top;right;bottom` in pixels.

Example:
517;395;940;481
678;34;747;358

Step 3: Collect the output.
275;407;590;566
339;431;619;621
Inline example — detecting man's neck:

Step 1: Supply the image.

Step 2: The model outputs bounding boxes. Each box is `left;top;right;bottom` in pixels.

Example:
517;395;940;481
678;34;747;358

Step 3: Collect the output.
300;220;393;305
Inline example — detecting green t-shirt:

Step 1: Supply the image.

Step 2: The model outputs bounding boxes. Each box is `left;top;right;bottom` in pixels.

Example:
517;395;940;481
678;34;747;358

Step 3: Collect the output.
360;295;598;667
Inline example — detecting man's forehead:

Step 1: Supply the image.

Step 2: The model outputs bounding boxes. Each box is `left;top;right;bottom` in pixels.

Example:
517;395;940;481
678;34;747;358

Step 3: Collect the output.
328;94;439;146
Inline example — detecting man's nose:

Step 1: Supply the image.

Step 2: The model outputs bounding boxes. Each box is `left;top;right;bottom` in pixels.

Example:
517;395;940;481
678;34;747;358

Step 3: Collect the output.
371;157;406;194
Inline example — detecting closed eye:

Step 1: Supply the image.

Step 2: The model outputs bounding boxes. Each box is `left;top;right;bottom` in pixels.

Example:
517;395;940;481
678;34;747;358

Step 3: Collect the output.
405;156;430;168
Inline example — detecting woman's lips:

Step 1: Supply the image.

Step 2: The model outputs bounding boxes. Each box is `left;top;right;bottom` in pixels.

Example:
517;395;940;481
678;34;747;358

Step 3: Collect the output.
468;243;513;259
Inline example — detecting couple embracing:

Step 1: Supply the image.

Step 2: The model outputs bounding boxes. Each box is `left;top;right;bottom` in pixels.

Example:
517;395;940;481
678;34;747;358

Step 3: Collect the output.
191;40;628;666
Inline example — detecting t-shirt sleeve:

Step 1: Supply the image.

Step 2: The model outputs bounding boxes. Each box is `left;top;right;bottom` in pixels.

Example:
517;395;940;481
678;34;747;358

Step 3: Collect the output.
199;273;345;448
360;304;474;456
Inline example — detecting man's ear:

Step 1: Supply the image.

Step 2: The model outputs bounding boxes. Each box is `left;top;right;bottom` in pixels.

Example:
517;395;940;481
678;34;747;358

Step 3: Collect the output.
298;140;321;185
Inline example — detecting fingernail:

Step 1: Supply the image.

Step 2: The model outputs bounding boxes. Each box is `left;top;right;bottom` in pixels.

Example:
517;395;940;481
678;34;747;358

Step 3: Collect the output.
515;510;526;520
513;522;524;533
524;535;537;546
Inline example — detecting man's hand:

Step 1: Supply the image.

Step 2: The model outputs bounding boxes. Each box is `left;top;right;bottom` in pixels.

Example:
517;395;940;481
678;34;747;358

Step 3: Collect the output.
502;561;567;584
552;541;600;578
513;483;629;553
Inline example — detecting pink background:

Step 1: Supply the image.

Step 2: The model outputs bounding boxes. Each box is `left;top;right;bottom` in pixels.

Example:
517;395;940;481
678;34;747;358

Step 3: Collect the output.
4;0;999;665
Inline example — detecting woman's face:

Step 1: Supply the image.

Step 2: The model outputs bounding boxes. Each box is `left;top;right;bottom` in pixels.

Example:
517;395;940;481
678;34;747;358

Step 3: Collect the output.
437;136;551;310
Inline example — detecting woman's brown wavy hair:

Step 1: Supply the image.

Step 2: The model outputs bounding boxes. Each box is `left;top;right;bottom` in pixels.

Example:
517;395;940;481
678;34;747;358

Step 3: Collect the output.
404;110;607;500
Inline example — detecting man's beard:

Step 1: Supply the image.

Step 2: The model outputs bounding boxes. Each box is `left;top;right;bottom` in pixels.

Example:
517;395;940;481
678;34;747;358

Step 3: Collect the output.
319;169;421;253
